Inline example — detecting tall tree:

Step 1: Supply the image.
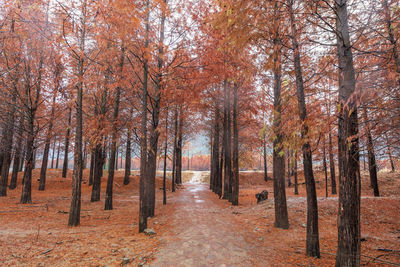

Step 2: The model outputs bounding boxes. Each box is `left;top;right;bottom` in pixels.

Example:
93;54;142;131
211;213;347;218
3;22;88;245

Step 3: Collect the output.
334;0;361;265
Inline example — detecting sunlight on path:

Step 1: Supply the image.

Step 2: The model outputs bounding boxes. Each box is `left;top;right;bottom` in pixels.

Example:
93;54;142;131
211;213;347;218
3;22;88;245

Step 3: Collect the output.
149;184;254;267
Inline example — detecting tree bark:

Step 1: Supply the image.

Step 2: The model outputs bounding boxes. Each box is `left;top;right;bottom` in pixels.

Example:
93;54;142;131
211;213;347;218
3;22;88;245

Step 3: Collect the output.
124;130;131;185
222;80;231;200
139;0;150;233
294;152;298;195
328;132;337;194
0;93;16;197
272;1;289;230
232;83;239;206
363;109;379;197
289;0;319;255
334;1;361;265
105;46;124;210
382;0;400;73
39;90;57;191
10;117;24;190
62;108;72;178
212;99;221;197
264;135;268;182
89;150;94;186
171;108;178;192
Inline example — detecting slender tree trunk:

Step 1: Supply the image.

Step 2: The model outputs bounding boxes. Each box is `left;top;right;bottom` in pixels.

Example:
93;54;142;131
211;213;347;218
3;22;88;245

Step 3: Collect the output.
289;0;319;255
272;1;289;230
287;150;292;187
51;138;56;169
222;80;231;200
212;99;221;197
10;117;24;190
91;144;103;201
163;106;169;205
89;150;94;186
171;108;178;192
232;83;239;206
385;135;395;172
363;109;379;197
139;0;150;233
175;113;183;185
105;47;124;211
294;152;298;195
124;130;132;185
383;0;400;73
0;94;16;196
62;108;72;178
56;139;60;169
334;1;361;265
328;132;337;194
263;136;268;182
39;91;57;191
21;116;35;204
323;136;328;198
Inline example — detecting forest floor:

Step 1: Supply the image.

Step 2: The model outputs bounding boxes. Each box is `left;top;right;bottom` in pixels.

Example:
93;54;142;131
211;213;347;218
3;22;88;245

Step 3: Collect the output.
0;169;399;266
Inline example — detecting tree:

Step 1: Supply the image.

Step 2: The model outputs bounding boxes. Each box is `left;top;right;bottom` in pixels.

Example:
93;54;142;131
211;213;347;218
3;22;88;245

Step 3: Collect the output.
334;0;361;265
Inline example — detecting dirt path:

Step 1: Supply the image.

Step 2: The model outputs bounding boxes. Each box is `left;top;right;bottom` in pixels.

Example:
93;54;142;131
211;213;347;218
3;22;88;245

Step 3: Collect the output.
149;183;256;267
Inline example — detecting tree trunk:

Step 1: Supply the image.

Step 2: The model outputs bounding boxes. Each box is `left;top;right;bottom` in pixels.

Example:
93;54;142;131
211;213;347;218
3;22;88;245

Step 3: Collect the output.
10;117;24;190
222;80;231;200
385;135;395;172
163;106;169;205
171;108;178;192
39;91;57;191
323;136;328;198
0;94;16;197
51;138;56;169
89;150;94;186
62;108;72;178
334;1;361;265
212;99;221;197
232;83;239;206
175;113;183;185
287;150;292;187
55;139;60;169
139;0;150;233
263;135;268;182
363;109;379;197
91;144;103;201
383;0;400;73
272;1;289;230
105;47;124;211
294;152;298;195
328;132;337;194
21;116;35;204
289;0;319;255
124;130;131;185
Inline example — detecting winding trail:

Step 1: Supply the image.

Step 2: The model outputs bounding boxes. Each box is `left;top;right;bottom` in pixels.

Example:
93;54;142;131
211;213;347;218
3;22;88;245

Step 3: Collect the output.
150;182;256;267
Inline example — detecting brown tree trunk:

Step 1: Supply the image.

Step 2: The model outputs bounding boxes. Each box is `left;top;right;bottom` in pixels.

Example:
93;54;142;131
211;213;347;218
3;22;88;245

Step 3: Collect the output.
328;132;337;194
139;0;150;233
171;108;178;192
175;113;183;185
51;138;56;169
334;0;361;265
212;99;221;197
162;106;168;205
263;135;268;182
62;108;72;178
222;80;231;200
289;0;319;256
39;91;57;191
383;0;400;73
0;94;16;197
232;83;239;206
323;136;328;198
272;1;289;230
105;47;124;210
294;152;298;195
385;135;395;172
89;150;94;186
68;0;86;225
124;130;131;185
363;109;379;197
10;118;24;190
91;144;103;201
55;139;60;169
